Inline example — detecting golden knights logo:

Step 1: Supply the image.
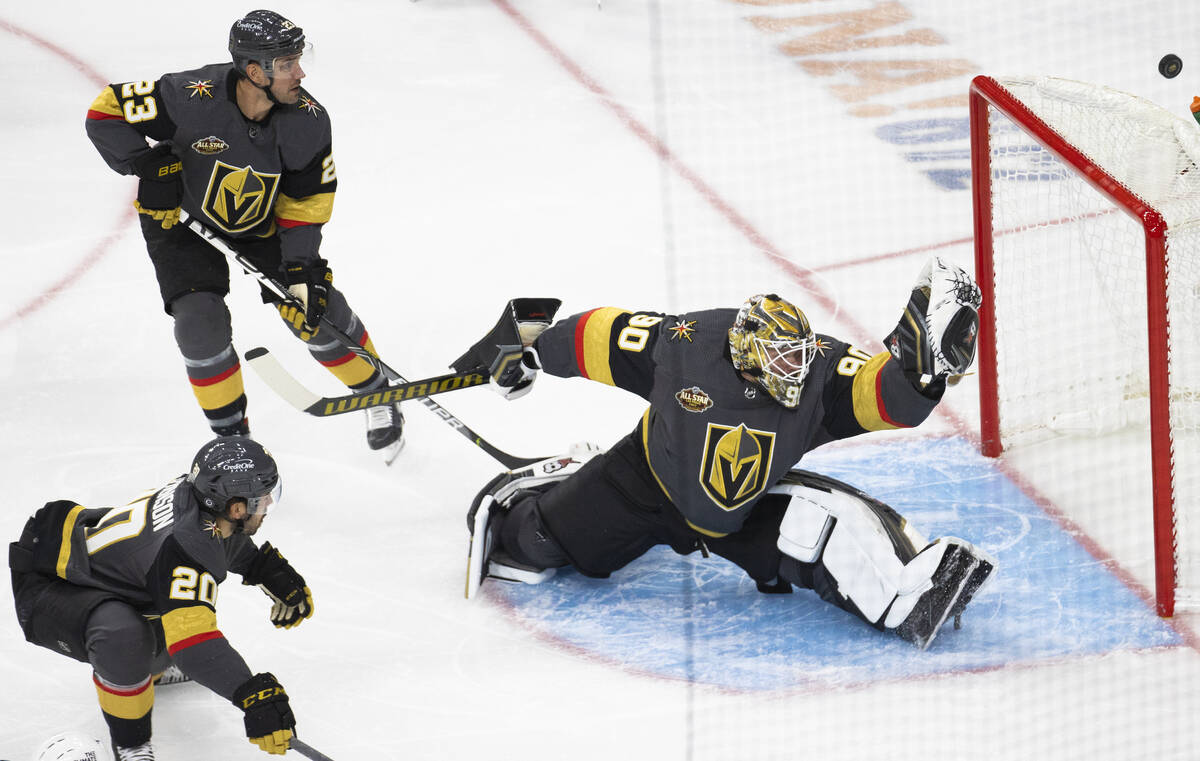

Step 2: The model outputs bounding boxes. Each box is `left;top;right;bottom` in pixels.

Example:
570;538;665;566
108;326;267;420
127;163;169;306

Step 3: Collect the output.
202;161;281;233
698;423;775;511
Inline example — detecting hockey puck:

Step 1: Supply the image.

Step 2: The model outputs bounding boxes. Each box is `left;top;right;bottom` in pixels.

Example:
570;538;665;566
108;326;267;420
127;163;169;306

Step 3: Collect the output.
1159;53;1183;79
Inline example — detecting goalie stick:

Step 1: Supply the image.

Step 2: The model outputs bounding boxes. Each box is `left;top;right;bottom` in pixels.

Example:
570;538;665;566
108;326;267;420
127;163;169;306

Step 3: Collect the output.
245;346;490;416
181;211;547;469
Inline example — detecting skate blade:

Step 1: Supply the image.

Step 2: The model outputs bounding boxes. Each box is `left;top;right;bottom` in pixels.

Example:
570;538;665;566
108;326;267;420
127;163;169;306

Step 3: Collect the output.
381;436;406;466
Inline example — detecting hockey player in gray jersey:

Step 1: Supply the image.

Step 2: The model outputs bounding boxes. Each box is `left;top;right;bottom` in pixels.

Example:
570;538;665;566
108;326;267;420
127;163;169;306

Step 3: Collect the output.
8;438;312;759
84;10;404;457
465;258;995;650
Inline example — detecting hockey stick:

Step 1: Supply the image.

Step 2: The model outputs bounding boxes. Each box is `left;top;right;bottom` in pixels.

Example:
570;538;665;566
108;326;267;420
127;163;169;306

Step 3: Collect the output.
181;211;547;469
245;346;490;416
292;737;335;761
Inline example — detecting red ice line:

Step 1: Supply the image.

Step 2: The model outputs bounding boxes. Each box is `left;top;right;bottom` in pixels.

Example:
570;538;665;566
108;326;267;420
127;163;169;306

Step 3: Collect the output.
0;17;128;330
489;0;1197;656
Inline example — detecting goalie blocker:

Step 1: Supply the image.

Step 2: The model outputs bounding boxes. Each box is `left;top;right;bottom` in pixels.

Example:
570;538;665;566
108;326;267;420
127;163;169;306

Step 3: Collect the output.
466;450;994;650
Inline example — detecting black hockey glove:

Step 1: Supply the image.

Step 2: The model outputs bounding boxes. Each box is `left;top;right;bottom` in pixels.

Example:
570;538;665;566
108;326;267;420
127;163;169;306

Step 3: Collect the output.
884;257;981;395
131;143;182;229
232;672;295;756
243;542;314;629
279;258;332;340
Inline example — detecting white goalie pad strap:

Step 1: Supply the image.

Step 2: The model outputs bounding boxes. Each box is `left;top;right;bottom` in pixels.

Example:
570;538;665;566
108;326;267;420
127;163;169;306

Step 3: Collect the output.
491;442;604;506
777;491;834;563
773;480;934;626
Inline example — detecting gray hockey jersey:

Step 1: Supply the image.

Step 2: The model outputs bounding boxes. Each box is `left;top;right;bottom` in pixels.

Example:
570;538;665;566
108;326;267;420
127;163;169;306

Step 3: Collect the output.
534;306;942;536
30;476;260;698
86;62;336;268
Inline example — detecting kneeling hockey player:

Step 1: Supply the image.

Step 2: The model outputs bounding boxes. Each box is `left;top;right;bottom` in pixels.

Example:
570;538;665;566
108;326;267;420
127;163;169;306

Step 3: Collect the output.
8;438;311;759
463;257;995;650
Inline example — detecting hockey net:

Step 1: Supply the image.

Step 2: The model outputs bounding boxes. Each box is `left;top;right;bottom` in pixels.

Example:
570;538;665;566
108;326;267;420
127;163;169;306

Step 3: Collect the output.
970;75;1200;616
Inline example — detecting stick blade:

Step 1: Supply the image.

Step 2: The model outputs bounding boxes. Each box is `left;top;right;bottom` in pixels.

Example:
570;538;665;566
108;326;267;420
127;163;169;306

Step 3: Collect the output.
244;347;323;412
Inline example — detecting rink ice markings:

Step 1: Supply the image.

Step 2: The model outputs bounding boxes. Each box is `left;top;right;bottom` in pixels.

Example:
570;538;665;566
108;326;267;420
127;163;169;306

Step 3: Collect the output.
0;18;132;330
484;436;1184;694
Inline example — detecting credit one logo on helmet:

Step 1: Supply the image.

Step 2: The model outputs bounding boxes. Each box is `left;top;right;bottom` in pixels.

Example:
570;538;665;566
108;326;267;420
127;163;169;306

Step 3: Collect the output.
698;423;775;511
201;161;281;233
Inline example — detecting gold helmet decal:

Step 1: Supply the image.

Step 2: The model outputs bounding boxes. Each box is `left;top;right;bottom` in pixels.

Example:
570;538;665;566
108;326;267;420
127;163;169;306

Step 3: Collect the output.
728;294;817;409
202;160;281;233
698;423;775;511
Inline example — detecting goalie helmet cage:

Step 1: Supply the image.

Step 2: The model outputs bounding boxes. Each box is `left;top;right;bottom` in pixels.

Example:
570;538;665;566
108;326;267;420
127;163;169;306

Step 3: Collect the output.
969;74;1200;618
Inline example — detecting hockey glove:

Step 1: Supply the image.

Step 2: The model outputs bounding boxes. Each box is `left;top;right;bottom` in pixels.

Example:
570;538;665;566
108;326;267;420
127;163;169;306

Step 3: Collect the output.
232;672;295;755
491;346;542;401
279;259;332;340
885;257;982;391
131;143;183;230
453;298;561;400
243;542;314;629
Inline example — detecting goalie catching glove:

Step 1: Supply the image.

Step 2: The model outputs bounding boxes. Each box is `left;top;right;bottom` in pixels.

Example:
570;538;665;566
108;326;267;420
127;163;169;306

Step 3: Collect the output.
885;256;981;390
232;672;295;755
242;542;313;629
451;297;562;401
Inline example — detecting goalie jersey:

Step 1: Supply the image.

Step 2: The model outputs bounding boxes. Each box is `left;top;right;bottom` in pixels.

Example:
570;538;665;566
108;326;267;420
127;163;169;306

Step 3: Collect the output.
25;477;258;699
85;62;336;268
533;307;942;537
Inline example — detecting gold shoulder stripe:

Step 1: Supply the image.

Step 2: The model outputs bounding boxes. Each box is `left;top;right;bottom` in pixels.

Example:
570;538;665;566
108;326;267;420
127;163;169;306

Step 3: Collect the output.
162;605;219;651
275;191;334;225
851;351;902;431
56;505;86;579
580;307;627;385
87;87;123;118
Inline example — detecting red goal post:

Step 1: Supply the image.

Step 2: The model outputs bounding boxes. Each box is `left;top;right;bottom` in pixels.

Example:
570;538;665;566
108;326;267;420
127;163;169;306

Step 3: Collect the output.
969;75;1200;617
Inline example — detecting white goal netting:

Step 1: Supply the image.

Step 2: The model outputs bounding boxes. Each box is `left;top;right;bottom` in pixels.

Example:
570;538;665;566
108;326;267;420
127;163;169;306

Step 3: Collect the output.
976;75;1200;611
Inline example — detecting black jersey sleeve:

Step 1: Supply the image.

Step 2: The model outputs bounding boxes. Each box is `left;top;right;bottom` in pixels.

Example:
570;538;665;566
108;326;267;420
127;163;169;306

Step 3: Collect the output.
275;94;336;268
533;308;665;399
85;78;177;174
819;343;943;441
146;535;252;700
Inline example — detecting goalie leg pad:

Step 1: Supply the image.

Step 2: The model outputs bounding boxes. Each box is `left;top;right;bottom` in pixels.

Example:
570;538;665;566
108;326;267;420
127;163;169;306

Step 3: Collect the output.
772;471;996;647
773;471;956;625
465;445;601;599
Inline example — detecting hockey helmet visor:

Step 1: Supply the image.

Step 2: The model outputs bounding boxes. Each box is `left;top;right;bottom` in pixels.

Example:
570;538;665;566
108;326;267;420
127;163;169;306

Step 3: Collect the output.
243;476;282;516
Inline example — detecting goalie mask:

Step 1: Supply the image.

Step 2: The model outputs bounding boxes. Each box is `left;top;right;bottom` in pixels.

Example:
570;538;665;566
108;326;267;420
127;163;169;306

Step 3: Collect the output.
188;436;282;519
728;294;817;409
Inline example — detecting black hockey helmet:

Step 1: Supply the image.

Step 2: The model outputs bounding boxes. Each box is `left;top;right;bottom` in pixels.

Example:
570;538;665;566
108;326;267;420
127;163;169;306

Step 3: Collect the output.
229;9;307;78
188;436;282;516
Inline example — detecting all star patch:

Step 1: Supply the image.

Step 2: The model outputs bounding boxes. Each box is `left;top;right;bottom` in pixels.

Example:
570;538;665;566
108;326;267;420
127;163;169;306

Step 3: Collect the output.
298;95;322;115
185;79;214;98
191;135;229;155
668;319;697;342
676;386;714;413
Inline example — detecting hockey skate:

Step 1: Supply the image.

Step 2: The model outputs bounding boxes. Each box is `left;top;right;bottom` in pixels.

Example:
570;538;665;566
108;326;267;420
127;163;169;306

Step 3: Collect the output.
152;663;190;686
895;539;995;651
113;741;155;761
465;443;603;599
365;402;405;464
